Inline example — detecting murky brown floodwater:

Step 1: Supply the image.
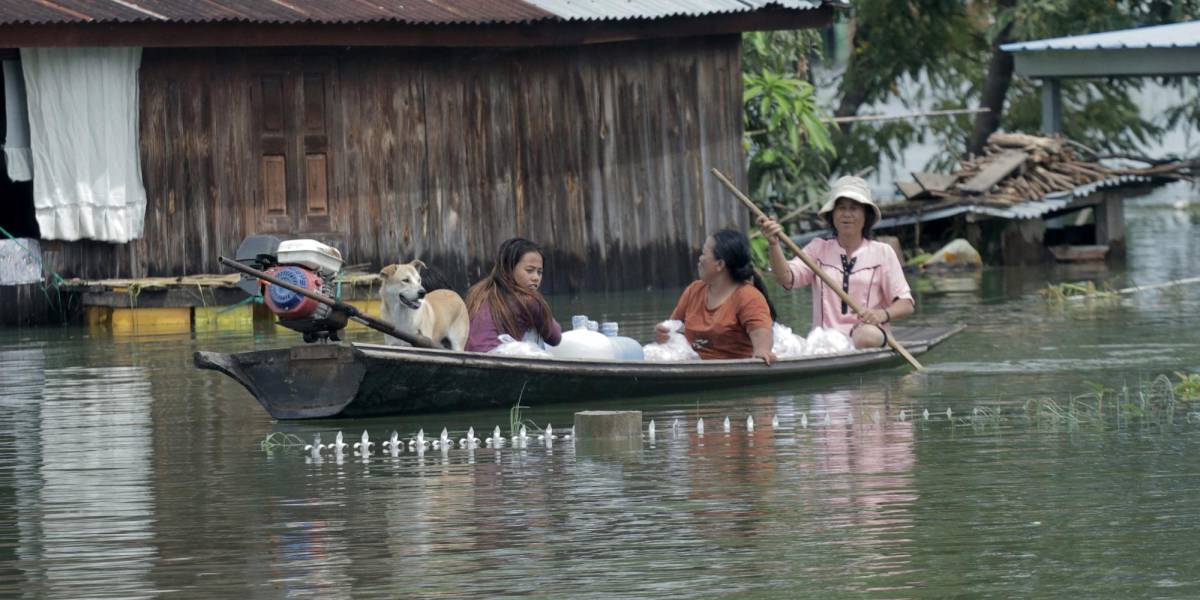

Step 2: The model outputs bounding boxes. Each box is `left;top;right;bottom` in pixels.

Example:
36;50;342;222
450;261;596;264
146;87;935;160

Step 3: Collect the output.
2;183;1200;598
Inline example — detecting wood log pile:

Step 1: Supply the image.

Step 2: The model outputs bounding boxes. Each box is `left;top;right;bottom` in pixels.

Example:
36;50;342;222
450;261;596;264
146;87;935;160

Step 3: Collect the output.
897;132;1196;204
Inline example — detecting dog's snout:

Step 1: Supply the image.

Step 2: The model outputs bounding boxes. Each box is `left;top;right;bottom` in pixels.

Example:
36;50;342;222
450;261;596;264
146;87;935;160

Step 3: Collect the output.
417;288;427;299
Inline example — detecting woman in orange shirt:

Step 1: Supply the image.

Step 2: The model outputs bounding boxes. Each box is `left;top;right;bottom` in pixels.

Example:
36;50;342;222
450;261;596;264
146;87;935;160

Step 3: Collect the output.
655;229;777;364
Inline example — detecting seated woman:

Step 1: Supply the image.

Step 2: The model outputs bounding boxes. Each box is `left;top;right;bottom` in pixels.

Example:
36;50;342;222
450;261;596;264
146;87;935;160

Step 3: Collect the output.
465;238;562;353
655;229;777;364
758;176;914;349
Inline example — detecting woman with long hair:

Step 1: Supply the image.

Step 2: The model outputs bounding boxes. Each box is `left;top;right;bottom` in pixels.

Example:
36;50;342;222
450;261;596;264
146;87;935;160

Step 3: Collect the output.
465;238;562;353
655;229;777;364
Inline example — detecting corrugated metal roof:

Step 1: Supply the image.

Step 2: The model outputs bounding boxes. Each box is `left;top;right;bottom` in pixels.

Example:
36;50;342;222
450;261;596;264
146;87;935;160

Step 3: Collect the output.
874;175;1154;230
1001;20;1200;52
522;0;822;21
0;0;824;26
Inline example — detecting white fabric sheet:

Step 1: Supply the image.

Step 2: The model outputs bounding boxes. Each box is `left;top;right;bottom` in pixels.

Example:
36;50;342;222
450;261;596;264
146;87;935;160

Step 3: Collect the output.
20;48;146;243
2;60;32;182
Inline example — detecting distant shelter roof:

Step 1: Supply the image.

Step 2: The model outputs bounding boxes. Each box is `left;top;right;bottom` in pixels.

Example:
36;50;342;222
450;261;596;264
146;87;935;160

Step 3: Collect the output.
0;0;833;47
1001;20;1200;52
1001;20;1200;77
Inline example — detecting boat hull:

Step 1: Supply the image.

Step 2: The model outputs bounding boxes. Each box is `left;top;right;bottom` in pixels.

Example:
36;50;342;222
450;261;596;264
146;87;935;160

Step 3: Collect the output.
195;325;963;419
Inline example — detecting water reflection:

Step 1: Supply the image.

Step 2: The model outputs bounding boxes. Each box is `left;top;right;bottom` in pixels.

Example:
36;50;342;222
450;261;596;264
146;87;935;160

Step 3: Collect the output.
37;365;156;600
0;184;1198;597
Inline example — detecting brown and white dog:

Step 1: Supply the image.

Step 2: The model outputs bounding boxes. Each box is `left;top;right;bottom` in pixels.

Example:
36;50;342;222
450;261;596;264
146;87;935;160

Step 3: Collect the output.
379;260;469;350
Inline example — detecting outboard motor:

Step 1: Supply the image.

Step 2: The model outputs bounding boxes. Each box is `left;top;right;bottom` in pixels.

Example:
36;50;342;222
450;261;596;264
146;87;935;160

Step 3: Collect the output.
234;235;348;343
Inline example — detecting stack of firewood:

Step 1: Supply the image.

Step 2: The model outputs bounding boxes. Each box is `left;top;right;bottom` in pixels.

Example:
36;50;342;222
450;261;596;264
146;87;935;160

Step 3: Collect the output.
896;132;1194;204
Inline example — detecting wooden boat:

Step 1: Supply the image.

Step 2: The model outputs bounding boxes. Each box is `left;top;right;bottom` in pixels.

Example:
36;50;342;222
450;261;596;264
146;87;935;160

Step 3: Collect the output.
194;325;963;420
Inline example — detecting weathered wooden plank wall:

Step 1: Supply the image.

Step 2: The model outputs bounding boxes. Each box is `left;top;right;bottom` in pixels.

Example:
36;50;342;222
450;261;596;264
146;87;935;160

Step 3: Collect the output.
38;35;747;294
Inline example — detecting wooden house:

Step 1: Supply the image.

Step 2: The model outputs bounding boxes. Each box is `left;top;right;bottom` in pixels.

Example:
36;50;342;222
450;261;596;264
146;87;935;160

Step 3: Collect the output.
0;1;834;325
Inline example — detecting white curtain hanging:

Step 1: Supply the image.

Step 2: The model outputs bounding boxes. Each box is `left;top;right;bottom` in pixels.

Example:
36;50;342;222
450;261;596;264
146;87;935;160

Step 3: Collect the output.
2;59;32;182
20;47;146;243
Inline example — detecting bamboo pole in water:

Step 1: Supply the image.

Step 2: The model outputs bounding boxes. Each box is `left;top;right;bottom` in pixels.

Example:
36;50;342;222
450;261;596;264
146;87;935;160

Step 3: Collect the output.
1066;276;1200;301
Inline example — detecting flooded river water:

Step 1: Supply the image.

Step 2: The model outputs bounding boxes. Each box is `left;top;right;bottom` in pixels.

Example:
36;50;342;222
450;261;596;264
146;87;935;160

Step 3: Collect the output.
2;184;1199;598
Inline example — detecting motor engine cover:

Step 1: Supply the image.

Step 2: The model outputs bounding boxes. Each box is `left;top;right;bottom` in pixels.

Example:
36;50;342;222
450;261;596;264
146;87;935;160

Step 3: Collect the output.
264;266;329;320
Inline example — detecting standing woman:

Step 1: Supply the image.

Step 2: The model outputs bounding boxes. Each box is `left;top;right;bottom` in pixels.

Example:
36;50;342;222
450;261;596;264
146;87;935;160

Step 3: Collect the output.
655;229;777;364
758;176;914;349
465;238;563;353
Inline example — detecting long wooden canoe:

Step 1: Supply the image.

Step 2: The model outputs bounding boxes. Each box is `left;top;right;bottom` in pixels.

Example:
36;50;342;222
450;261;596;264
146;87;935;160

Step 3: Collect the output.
194;325;963;420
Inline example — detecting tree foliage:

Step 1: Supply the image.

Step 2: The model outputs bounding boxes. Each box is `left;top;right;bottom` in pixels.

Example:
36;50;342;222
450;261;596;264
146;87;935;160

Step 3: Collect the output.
742;1;1200;226
835;0;1200;171
741;31;835;214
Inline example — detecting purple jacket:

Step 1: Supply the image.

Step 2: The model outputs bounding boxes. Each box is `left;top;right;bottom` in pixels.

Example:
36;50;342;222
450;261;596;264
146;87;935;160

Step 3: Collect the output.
466;298;563;353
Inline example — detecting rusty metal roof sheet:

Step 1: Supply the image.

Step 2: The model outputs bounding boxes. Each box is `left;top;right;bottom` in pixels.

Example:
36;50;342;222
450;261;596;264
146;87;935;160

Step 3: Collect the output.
0;0;824;25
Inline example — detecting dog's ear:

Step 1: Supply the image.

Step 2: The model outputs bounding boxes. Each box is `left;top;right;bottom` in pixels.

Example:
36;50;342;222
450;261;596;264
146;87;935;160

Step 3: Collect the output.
409;259;427;271
380;264;399;279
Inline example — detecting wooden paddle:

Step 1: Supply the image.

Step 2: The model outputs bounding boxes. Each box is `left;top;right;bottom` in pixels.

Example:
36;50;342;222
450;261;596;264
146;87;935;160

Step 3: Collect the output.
710;168;925;371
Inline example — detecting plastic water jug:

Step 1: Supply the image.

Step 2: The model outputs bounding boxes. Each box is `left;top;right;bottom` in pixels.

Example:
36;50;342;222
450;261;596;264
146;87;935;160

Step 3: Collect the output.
571;315;589;330
548;329;616;360
599;321;644;361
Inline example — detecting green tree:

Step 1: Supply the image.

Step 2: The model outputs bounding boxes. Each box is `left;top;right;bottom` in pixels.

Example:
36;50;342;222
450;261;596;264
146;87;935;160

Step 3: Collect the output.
833;0;1199;172
742;31;836;216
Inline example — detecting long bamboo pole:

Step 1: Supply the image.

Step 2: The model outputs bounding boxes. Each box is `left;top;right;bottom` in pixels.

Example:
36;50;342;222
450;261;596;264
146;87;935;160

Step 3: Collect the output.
710;168;925;371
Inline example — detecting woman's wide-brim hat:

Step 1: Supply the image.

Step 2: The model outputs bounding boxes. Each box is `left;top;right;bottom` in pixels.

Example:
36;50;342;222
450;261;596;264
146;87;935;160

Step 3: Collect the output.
817;176;882;222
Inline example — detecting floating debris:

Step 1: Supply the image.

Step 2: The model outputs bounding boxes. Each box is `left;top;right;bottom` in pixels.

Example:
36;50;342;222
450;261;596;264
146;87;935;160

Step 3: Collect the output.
697;417;705;436
723;416;731;433
846;412;854;426
647;419;656;441
946;408;953;420
671;419;680;434
747;415;755;432
923;409;930;420
771;415;779;428
899;409;908;422
800;413;808;428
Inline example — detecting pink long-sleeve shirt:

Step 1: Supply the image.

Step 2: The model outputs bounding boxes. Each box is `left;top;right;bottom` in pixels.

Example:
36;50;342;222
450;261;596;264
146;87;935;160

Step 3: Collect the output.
784;238;914;335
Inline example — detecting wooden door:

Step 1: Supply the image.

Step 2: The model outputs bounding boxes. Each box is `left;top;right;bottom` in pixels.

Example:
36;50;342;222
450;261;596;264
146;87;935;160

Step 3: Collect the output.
250;55;336;235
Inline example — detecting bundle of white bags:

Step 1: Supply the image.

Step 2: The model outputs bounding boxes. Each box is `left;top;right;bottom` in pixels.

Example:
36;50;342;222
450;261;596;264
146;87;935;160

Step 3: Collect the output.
488;334;552;358
642;320;854;362
642;320;700;362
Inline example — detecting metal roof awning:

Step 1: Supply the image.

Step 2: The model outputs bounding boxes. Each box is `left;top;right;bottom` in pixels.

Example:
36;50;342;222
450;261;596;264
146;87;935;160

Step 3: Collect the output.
0;0;824;26
0;0;835;48
1001;20;1200;78
873;175;1154;229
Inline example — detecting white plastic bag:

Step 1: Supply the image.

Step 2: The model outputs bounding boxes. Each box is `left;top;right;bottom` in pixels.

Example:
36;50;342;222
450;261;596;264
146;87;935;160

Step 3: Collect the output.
643;320;700;362
489;334;552;358
771;322;808;358
805;327;855;356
